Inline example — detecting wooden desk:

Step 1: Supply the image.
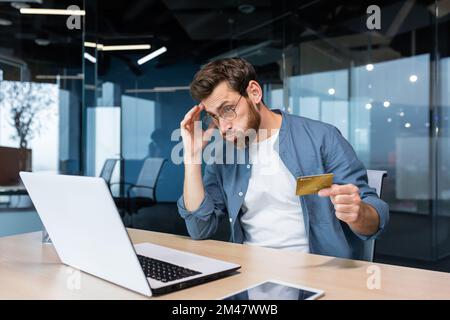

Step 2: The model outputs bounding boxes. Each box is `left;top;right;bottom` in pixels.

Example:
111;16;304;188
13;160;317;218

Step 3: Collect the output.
1;229;450;299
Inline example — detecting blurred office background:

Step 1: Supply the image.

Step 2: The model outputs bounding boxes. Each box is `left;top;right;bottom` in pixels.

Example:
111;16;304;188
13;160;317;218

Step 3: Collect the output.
1;0;450;272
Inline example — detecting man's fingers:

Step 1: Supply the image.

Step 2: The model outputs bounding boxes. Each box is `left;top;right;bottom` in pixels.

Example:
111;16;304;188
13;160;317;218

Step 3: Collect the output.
186;105;200;117
180;116;192;130
334;204;359;213
336;184;359;194
334;194;358;204
182;105;199;122
181;105;203;129
319;184;358;197
318;187;332;197
193;111;202;121
318;184;340;197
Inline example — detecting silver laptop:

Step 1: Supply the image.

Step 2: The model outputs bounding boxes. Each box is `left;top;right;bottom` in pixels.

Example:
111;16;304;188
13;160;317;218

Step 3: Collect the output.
20;172;240;297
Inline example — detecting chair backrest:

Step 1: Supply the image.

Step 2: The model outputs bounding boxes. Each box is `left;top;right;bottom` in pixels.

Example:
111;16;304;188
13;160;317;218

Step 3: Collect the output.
99;159;118;186
134;157;166;199
366;170;387;197
362;169;387;262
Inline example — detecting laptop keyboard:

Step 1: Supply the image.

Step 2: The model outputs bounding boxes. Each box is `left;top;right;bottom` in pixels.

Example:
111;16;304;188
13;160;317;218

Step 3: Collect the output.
137;254;202;283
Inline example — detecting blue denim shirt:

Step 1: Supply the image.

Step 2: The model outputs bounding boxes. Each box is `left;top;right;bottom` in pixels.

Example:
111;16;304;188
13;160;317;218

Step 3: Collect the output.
177;110;389;260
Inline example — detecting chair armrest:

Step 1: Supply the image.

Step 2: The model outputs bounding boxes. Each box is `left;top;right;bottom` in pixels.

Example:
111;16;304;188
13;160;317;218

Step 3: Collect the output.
109;182;135;187
109;182;135;196
127;185;155;200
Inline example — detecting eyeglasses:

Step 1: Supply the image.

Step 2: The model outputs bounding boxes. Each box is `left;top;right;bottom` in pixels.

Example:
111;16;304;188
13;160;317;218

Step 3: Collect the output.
203;95;243;126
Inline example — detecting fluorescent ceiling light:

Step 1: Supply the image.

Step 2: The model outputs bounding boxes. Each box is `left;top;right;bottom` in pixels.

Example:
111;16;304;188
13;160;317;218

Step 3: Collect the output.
102;44;150;51
20;8;85;15
35;38;50;46
238;4;255;14
153;86;189;91
36;74;84;80
125;86;189;93
409;74;418;82
84;52;96;63
84;42;97;48
84;42;150;51
137;46;167;65
84;42;103;50
0;18;12;26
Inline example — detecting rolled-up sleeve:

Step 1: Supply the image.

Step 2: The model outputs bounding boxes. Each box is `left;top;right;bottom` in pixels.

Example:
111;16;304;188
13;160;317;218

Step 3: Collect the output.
324;126;390;241
359;195;389;240
177;164;227;240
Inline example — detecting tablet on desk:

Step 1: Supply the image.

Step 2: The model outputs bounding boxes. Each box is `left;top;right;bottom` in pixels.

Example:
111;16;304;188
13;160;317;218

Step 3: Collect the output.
220;280;324;300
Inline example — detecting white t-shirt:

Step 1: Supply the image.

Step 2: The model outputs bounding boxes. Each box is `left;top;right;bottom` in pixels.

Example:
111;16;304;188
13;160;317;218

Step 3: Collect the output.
241;129;309;252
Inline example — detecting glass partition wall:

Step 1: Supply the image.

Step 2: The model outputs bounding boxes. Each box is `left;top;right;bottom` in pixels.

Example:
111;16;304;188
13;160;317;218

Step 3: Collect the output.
0;0;83;214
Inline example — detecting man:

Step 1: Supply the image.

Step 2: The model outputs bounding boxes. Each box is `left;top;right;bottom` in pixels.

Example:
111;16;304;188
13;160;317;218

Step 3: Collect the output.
177;58;389;260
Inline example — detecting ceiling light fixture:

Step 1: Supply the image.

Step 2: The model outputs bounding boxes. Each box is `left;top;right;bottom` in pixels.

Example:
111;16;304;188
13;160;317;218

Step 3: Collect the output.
409;74;418;82
36;74;84;80
84;42;150;51
125;86;190;93
137;46;167;65
84;52;96;63
20;8;85;15
0;18;12;26
35;38;50;46
102;44;151;51
84;42;97;48
238;4;256;14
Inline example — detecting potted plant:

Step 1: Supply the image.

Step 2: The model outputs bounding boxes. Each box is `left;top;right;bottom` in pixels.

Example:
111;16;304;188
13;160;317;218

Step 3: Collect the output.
0;81;56;172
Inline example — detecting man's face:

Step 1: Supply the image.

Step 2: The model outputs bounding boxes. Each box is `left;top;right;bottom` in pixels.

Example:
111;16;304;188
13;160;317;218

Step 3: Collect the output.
201;81;261;147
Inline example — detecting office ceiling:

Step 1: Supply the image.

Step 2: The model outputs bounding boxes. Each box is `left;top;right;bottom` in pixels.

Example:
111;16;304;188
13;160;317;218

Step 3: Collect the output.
0;0;443;79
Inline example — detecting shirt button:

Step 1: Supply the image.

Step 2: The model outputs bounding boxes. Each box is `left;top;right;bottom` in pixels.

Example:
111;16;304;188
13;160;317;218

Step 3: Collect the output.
238;192;243;197
246;164;251;169
229;218;233;223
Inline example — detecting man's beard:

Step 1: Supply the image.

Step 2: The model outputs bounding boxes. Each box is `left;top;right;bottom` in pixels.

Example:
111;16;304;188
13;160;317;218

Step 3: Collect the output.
224;97;261;149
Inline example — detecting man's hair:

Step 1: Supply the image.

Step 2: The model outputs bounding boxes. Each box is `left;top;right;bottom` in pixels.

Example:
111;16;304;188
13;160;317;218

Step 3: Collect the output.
190;58;257;101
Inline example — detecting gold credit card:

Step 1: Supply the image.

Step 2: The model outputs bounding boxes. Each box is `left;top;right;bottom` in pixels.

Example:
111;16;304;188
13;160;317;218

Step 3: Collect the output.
296;173;334;196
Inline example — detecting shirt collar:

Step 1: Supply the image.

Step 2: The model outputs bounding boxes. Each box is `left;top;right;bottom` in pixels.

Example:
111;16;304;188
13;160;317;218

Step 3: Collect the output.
270;109;288;147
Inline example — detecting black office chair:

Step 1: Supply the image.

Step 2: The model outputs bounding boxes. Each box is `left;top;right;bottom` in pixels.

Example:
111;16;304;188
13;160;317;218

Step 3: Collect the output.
99;159;119;189
111;157;166;226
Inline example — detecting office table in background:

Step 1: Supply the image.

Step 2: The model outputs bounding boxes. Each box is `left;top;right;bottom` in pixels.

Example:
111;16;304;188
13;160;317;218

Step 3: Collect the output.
0;229;449;299
0;184;27;196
